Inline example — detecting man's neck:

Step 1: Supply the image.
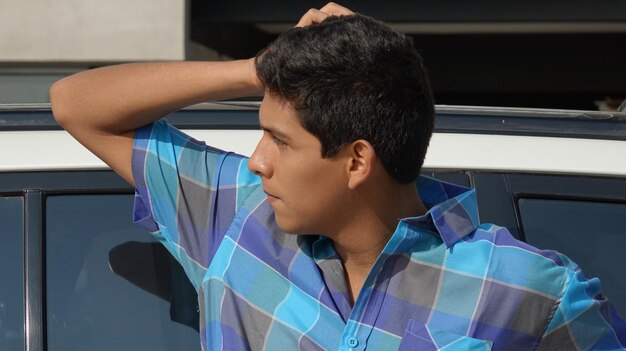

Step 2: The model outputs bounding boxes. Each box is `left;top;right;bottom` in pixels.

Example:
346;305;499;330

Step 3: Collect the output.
329;183;427;304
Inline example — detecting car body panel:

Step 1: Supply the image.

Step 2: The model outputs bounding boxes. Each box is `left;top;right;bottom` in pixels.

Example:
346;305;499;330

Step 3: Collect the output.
3;129;626;177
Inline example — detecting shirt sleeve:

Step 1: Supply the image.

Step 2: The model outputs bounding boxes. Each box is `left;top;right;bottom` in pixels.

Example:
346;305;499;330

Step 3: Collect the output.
131;119;261;290
536;265;626;350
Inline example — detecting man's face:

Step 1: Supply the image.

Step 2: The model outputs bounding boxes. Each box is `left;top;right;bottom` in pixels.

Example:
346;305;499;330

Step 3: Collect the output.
248;94;351;234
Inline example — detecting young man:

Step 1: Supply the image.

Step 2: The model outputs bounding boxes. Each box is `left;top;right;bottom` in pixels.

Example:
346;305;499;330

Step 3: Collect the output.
51;3;624;350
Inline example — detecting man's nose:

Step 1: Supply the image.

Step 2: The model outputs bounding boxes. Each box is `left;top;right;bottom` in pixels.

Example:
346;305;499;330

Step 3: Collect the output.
248;141;272;178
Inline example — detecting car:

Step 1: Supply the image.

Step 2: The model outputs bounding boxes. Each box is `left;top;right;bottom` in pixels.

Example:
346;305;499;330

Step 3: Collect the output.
2;102;626;351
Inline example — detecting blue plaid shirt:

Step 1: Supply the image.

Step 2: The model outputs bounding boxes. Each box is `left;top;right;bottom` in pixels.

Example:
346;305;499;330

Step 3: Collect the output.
132;120;625;350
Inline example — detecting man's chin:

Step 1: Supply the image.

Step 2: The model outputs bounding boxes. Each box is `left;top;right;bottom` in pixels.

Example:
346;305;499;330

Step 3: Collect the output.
274;216;310;235
275;221;300;235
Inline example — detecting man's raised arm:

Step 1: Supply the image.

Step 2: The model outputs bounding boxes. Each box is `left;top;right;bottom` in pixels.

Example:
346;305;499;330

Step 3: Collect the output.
49;59;262;186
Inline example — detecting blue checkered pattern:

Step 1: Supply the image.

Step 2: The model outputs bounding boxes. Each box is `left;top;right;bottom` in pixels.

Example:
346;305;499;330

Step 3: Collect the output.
132;120;626;350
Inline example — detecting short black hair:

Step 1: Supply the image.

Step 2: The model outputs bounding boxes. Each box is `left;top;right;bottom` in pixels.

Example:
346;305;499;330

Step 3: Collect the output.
255;14;435;183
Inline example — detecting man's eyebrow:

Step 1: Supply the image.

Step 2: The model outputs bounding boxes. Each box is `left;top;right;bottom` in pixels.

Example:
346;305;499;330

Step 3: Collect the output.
261;125;292;141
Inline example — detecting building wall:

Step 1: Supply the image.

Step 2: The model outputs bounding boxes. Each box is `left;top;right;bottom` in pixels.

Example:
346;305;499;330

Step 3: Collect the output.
0;0;187;62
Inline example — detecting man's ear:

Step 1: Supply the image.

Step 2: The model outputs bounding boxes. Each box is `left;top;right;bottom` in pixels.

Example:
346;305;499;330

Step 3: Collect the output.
346;139;376;190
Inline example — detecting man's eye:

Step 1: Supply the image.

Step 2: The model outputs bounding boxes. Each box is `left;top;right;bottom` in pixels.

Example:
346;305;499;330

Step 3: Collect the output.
272;136;287;147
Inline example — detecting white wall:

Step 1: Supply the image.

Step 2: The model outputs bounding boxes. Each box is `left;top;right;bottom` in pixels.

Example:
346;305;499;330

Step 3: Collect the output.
0;0;187;62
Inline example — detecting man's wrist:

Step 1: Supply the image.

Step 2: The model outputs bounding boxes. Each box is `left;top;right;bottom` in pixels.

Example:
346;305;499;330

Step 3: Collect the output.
244;58;264;97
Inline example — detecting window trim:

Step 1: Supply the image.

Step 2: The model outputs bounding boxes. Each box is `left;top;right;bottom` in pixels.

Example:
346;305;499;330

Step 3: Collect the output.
24;190;43;351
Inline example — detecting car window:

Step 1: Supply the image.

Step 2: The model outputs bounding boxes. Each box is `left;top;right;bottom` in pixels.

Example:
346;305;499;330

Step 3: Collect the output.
519;198;626;316
0;197;24;351
45;194;200;351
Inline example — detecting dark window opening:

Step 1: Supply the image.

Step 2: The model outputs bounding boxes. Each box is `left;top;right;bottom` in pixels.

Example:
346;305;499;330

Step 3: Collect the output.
519;197;626;316
45;194;200;351
0;196;24;351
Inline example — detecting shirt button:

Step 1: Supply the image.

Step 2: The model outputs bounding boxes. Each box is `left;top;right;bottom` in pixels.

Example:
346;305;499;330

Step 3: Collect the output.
347;337;359;347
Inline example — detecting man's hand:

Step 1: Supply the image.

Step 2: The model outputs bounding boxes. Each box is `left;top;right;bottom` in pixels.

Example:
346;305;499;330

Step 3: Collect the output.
295;2;354;27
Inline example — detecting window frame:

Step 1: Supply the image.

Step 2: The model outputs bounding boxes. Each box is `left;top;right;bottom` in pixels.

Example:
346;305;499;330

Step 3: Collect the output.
0;171;131;351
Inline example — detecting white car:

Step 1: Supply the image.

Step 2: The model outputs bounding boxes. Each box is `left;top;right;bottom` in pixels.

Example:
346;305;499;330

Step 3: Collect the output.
2;102;625;351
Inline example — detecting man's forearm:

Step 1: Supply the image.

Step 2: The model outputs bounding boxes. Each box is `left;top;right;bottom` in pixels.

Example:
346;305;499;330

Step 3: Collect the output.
49;59;262;186
50;59;262;134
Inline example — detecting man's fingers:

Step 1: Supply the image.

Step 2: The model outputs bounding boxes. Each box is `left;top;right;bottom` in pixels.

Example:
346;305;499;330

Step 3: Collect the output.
295;3;355;28
295;8;330;28
319;2;354;16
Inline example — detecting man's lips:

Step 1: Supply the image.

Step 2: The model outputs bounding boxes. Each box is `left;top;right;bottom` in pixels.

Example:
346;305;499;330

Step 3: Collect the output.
264;190;279;203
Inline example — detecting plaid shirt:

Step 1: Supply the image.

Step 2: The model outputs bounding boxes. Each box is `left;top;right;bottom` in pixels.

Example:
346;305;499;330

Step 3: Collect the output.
132;120;625;351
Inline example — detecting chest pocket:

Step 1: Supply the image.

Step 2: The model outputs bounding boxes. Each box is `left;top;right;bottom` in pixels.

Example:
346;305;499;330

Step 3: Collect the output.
399;320;493;351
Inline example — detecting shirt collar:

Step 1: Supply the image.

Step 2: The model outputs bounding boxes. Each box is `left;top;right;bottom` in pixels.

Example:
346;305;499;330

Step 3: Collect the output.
312;176;480;260
401;176;480;248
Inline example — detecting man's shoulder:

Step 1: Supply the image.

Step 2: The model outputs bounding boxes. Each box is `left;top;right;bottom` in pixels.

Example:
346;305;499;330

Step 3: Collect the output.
452;223;576;298
466;223;575;269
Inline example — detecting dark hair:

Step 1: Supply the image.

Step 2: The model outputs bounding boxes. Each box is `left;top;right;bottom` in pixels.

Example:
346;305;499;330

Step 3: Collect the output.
255;14;435;183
